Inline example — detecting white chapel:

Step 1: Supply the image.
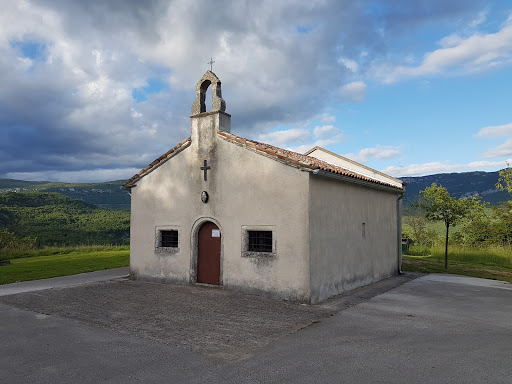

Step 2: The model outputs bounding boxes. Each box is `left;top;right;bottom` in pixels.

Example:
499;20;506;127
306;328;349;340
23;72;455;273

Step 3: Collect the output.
124;70;405;303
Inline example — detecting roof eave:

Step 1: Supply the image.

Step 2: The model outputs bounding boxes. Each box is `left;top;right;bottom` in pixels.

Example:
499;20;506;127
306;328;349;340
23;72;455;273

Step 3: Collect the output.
123;138;192;189
314;169;405;194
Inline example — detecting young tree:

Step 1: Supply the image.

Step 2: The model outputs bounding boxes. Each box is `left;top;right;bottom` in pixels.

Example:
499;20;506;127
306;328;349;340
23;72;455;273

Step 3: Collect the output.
495;164;512;245
496;163;512;196
419;184;483;269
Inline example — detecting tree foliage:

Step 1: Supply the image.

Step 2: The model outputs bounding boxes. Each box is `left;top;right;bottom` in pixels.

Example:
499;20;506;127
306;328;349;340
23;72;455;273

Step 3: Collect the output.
463;201;512;247
0;192;130;247
402;206;438;246
0;229;36;251
420;184;481;227
496;164;512;196
418;183;486;268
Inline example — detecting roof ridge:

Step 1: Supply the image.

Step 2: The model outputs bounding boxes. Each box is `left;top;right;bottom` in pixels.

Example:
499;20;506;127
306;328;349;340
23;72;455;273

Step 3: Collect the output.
124;131;404;191
217;131;403;191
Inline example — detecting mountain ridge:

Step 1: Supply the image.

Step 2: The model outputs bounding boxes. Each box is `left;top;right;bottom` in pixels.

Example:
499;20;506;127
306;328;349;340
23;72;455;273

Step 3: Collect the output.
0;179;130;210
1;170;509;209
401;170;509;205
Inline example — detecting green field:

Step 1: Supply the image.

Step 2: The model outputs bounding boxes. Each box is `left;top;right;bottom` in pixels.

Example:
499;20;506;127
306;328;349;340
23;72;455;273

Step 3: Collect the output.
403;245;512;282
0;246;129;285
1;243;511;286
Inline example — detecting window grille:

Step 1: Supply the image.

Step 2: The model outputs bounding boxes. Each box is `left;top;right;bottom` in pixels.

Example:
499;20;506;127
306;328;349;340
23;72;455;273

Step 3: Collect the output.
160;230;178;248
248;230;273;252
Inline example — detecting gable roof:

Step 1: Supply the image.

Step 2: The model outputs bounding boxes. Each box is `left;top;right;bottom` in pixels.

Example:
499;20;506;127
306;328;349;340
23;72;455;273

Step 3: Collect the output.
124;138;191;188
124;131;404;191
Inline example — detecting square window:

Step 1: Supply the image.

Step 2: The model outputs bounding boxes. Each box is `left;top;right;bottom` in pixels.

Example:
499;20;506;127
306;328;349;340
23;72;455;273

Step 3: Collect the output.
247;230;273;252
160;230;178;248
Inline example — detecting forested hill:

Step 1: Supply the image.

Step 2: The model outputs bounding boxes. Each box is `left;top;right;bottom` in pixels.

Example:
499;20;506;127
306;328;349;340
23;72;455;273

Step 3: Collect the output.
0;179;130;210
0;192;130;247
0;170;509;210
401;170;509;206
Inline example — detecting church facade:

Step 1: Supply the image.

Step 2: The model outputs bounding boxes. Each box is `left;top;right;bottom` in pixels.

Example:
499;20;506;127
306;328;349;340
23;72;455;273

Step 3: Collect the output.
124;71;405;303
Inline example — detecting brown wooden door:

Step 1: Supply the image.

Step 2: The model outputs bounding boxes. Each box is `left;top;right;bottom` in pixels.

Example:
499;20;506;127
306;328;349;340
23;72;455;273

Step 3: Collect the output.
197;222;221;285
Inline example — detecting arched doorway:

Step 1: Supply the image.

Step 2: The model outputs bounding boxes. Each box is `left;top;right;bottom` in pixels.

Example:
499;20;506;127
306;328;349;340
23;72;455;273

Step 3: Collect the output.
197;221;221;285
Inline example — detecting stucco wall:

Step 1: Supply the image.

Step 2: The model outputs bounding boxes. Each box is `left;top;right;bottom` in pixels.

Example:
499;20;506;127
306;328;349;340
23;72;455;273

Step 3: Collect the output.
308;174;400;303
130;113;311;302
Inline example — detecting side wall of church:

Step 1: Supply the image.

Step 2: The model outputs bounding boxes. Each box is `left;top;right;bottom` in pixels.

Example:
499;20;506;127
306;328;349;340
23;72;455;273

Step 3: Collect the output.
308;175;400;303
129;118;311;301
214;139;311;301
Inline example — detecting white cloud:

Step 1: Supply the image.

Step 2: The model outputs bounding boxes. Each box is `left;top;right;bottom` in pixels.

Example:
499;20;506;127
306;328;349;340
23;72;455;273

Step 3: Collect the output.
475;122;512;137
259;124;347;152
258;128;311;147
320;113;336;124
339;81;366;103
314;137;344;148
338;57;358;72
344;145;401;163
374;16;512;83
470;11;487;27
381;159;512;177
313;125;337;139
481;139;512;158
286;125;346;153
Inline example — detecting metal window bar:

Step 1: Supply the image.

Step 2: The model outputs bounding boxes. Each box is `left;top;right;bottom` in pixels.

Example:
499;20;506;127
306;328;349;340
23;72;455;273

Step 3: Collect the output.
248;231;272;252
161;230;178;248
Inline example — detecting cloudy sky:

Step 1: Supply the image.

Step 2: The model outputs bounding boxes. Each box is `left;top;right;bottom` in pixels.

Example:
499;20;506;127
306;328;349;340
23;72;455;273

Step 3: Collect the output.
1;0;511;182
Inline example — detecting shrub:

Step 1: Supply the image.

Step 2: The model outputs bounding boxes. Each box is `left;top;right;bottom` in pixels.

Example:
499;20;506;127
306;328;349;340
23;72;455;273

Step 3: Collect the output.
0;229;36;251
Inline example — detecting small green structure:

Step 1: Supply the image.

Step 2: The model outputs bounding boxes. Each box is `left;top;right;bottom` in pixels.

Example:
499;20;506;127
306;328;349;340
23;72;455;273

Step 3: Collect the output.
402;238;410;254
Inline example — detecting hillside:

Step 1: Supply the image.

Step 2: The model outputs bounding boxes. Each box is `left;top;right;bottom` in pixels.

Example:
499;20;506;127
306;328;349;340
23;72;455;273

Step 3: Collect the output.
0;170;509;210
401;170;509;206
0;179;130;210
0;192;130;247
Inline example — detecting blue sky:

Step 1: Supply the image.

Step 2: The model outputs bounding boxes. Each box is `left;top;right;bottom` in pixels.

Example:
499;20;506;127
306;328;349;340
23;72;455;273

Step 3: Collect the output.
0;0;511;182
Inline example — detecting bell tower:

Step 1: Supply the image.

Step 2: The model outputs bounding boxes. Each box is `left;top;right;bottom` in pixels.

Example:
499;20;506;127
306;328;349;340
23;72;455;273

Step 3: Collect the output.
191;70;227;115
190;71;231;154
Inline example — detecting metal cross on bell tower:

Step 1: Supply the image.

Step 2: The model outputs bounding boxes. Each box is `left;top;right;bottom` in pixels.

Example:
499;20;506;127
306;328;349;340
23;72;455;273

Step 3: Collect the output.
207;57;215;71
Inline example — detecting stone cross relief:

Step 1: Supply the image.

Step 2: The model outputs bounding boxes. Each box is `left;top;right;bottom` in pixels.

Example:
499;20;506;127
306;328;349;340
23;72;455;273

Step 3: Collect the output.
201;160;211;181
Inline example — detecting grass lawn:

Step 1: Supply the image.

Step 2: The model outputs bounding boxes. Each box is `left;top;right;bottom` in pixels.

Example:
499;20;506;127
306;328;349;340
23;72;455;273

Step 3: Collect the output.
0;246;129;285
403;245;512;283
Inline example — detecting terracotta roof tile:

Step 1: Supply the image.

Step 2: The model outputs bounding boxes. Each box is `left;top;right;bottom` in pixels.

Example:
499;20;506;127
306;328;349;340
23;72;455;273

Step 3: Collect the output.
124;130;403;191
217;131;404;191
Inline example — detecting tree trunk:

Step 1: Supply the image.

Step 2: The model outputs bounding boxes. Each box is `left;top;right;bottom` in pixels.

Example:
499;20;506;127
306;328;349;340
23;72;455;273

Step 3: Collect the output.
445;223;449;269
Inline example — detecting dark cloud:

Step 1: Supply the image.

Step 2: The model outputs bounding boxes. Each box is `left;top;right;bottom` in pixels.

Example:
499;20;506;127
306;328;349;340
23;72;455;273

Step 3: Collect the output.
0;0;487;181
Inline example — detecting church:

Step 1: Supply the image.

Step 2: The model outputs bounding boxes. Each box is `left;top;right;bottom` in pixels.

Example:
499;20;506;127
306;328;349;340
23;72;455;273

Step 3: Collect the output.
124;70;405;303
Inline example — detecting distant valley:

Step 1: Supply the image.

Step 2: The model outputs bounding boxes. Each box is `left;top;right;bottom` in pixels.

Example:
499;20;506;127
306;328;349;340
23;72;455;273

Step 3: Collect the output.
0;179;130;210
0;170;509;211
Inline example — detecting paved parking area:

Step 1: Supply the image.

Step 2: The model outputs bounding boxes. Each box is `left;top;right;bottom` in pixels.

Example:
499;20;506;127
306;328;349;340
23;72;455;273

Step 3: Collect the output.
0;273;415;361
0;267;129;296
0;273;510;383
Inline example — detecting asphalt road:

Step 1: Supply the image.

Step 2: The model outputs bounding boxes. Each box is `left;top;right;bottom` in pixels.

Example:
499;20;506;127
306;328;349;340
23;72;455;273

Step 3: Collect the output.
0;272;510;383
